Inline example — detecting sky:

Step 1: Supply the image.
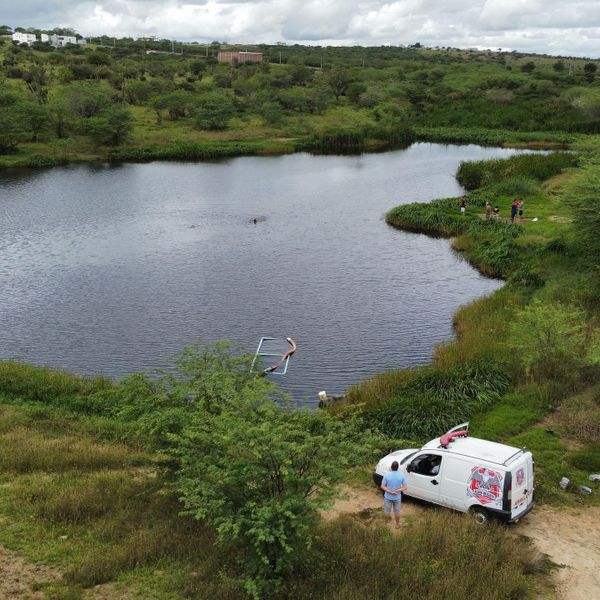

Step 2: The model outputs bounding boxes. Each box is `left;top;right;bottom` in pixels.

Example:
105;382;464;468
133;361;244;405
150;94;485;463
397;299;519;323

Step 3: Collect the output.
2;0;600;57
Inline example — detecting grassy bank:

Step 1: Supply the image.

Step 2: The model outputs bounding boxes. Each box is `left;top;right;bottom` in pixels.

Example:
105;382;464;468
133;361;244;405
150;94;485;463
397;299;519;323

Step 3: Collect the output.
339;150;600;506
0;402;552;600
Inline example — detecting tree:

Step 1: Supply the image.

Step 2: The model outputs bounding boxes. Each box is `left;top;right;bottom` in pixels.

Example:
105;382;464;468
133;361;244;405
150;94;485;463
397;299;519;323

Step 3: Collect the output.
17;101;50;141
48;94;72;138
258;100;284;125
194;91;235;130
584;62;597;82
60;82;111;118
170;387;372;597
0;90;25;152
188;59;206;77
125;80;152;105
0;108;24;153
521;61;535;74
327;67;351;100
553;60;565;72
85;107;134;146
150;89;193;121
87;51;112;66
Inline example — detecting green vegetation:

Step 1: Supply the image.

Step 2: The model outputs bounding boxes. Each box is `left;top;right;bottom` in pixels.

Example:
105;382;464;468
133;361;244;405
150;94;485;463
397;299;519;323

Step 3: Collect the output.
345;150;600;507
2;30;600;599
1;35;600;166
0;402;552;599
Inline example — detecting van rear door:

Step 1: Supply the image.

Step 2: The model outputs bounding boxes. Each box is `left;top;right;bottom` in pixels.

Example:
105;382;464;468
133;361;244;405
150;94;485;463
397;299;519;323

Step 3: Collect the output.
509;452;534;520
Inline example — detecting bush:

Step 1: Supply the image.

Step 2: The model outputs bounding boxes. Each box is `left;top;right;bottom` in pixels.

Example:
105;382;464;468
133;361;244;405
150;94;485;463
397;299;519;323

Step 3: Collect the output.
194;90;236;130
510;299;587;383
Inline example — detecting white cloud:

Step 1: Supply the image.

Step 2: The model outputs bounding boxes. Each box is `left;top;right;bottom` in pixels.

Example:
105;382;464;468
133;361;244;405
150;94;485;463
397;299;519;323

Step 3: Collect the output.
2;0;599;57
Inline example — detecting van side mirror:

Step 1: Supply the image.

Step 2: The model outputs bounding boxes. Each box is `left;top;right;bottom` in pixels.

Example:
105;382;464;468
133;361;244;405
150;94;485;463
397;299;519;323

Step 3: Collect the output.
406;463;413;473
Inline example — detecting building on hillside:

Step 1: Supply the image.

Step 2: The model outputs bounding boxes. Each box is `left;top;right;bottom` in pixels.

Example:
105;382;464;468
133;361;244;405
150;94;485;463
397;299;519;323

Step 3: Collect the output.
12;31;37;45
217;51;263;64
40;33;86;47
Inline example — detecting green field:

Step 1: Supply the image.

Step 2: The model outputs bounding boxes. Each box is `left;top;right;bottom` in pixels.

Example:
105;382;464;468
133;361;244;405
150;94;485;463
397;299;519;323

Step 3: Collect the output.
1;34;600;599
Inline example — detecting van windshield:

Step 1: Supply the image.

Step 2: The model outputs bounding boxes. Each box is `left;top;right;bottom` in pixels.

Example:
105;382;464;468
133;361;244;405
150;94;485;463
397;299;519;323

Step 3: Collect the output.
401;451;418;465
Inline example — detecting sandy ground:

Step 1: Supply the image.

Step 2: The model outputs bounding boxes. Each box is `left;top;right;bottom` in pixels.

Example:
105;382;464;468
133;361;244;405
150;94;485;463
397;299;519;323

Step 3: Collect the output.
321;484;426;528
516;506;600;600
0;545;60;599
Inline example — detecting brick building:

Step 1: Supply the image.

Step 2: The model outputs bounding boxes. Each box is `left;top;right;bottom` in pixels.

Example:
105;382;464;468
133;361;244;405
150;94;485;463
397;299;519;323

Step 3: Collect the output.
217;51;263;64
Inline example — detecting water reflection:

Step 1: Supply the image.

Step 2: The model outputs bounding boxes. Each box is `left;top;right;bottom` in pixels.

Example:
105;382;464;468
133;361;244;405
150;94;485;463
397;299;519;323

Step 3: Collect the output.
0;144;528;404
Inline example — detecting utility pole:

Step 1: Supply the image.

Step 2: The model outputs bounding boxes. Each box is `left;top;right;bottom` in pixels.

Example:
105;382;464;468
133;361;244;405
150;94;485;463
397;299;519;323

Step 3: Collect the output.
171;39;174;54
279;51;282;64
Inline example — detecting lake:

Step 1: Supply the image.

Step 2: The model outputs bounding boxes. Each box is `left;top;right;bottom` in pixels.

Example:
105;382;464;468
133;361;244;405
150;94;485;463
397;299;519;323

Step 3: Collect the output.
0;143;524;404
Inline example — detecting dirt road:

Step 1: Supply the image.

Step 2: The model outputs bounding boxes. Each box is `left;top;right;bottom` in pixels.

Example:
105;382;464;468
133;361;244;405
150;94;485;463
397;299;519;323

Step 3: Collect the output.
517;506;600;600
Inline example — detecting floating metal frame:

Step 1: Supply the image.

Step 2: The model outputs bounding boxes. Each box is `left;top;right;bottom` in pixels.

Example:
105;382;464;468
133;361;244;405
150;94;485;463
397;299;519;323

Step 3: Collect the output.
251;336;295;375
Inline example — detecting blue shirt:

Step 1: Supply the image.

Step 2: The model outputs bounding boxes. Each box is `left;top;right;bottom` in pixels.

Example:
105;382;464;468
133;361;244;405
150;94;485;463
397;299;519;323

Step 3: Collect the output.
382;470;405;501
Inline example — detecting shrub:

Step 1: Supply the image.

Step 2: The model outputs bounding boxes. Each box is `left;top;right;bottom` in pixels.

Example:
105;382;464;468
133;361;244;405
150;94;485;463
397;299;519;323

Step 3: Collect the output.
510;299;587;383
171;397;374;597
194;90;236;130
556;387;600;443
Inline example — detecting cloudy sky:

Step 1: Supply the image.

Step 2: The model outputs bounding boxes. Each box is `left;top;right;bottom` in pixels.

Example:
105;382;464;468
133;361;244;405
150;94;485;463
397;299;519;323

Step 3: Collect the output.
3;0;600;57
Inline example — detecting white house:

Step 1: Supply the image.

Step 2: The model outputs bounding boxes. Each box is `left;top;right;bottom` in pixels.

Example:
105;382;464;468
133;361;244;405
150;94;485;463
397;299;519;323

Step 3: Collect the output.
40;33;84;47
12;31;37;45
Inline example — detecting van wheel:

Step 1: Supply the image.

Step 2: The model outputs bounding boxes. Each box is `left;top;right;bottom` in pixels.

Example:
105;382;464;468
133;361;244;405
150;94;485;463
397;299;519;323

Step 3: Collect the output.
470;506;489;525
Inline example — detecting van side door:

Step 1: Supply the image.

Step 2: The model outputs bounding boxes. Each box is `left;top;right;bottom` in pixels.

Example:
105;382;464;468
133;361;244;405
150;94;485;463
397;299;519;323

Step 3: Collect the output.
404;452;443;505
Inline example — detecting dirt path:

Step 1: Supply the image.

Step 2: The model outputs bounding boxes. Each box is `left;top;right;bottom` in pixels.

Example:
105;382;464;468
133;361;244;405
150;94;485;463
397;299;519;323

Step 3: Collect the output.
516;506;600;600
0;545;60;599
322;484;425;529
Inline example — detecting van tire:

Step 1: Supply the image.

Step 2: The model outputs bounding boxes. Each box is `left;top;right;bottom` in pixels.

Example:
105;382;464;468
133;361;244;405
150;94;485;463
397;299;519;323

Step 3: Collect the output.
470;506;489;525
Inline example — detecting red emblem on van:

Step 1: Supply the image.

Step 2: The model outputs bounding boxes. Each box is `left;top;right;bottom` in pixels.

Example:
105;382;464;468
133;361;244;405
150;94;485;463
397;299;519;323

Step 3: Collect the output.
467;466;503;505
516;468;525;486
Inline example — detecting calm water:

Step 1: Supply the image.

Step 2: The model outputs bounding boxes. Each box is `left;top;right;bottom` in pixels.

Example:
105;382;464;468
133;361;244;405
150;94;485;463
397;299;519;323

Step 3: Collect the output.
0;144;523;404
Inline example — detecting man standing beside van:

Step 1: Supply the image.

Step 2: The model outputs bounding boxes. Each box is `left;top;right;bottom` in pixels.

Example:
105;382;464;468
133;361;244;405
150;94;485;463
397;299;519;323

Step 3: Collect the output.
381;461;407;528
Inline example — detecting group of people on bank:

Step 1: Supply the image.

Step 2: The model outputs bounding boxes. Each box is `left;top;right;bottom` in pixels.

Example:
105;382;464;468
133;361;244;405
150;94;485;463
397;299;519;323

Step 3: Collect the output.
459;196;525;222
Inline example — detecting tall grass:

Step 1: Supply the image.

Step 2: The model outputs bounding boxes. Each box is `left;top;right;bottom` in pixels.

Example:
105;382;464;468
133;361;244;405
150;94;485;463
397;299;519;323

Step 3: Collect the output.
413;125;576;147
0;361;111;409
364;362;511;439
285;512;550;600
107;140;266;162
457;152;579;190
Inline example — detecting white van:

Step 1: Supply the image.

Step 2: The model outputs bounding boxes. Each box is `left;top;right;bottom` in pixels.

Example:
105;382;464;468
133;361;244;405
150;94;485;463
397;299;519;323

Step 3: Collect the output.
373;423;535;524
